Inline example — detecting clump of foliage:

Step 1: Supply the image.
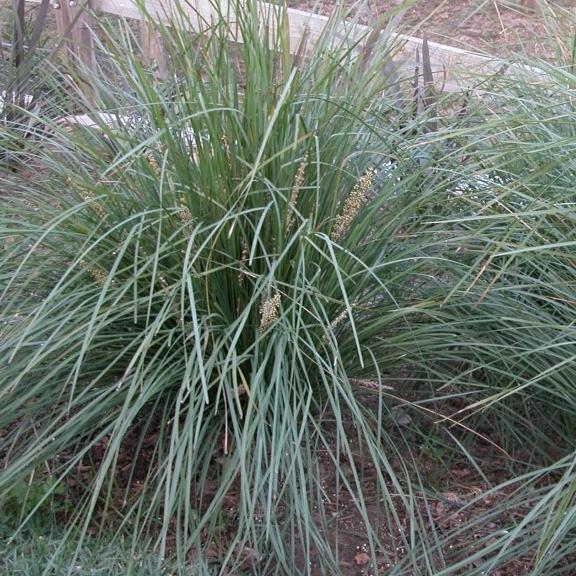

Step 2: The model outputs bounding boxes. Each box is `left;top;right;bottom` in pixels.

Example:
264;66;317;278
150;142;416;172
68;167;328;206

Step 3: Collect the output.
405;38;576;573
0;1;468;572
2;1;576;575
0;520;183;576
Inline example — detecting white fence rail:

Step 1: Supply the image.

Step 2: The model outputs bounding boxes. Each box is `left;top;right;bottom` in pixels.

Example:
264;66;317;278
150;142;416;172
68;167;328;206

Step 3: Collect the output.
27;0;541;92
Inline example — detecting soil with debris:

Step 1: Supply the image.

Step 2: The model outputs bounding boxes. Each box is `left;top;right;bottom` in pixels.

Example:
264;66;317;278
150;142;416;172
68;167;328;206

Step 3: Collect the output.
290;0;575;58
25;381;570;576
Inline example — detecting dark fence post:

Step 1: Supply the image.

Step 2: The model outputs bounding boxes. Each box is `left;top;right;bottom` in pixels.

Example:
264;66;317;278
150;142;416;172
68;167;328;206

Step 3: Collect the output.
140;21;167;79
54;0;96;72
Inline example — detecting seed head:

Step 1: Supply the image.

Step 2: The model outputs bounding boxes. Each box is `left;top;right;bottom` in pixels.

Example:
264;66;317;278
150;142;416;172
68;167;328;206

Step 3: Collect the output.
179;204;192;223
331;307;348;330
331;167;375;242
144;151;160;174
323;302;355;342
286;155;308;232
238;238;249;286
220;135;232;170
77;185;106;220
80;260;107;286
259;292;281;331
178;203;194;236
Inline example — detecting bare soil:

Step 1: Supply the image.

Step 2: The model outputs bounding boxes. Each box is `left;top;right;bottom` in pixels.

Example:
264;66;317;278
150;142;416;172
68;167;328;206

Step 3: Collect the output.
290;0;575;58
42;384;571;576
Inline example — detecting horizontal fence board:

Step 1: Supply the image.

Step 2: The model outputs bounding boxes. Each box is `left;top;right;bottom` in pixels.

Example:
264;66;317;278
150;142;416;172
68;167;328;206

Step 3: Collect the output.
31;0;541;92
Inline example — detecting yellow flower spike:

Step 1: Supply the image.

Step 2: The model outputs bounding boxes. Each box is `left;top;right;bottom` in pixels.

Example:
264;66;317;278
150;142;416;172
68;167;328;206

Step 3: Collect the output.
331;167;375;242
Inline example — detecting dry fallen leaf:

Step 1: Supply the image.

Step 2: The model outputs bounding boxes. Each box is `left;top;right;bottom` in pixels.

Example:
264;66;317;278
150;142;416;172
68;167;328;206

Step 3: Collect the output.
452;468;471;479
442;492;462;504
354;552;370;566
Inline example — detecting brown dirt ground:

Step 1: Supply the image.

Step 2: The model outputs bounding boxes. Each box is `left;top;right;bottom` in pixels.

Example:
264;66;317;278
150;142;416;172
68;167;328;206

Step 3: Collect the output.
37;383;571;576
2;1;575;59
289;0;575;58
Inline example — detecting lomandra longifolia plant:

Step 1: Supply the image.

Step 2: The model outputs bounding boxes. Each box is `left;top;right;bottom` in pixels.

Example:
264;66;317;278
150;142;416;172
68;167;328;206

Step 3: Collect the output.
0;1;474;573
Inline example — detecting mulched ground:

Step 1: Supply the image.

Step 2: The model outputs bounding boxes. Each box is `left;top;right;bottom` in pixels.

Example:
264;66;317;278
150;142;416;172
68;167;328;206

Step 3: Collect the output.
289;0;575;58
31;383;569;576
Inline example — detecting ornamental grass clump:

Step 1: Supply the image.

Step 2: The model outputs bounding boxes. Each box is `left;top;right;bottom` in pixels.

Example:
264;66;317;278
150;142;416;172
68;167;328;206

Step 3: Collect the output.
3;1;576;573
0;1;498;573
406;50;576;573
0;6;423;572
